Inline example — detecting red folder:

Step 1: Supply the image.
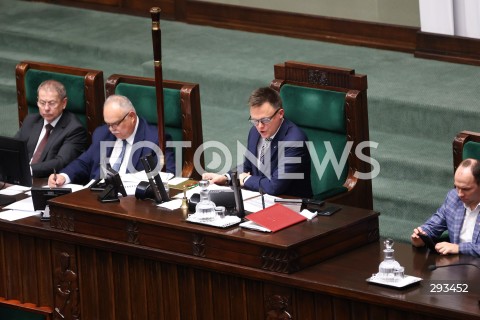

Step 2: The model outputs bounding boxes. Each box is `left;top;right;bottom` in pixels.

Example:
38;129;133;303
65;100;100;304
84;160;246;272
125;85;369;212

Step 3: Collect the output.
246;203;306;232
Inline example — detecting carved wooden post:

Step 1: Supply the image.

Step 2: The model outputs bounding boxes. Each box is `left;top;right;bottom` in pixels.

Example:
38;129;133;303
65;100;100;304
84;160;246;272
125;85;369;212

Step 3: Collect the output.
150;7;166;168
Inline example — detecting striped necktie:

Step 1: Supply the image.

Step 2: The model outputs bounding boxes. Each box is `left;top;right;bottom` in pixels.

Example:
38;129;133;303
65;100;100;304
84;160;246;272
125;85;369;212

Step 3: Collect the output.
112;139;127;172
31;123;53;164
259;137;272;166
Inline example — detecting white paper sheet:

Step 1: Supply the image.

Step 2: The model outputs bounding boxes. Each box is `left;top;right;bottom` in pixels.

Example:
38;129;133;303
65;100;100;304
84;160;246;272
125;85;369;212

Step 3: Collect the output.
3;197;34;212
0;209;39;221
157;199;183;210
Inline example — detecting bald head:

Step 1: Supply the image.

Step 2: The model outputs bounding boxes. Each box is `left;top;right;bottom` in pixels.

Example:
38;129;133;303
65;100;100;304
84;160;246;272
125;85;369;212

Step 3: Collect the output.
457;158;480;185
455;158;480;210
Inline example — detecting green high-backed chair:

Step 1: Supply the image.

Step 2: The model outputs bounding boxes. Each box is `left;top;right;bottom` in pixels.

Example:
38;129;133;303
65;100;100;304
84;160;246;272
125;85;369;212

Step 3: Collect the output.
105;74;204;179
15;61;105;143
270;61;372;210
0;297;52;320
453;130;480;172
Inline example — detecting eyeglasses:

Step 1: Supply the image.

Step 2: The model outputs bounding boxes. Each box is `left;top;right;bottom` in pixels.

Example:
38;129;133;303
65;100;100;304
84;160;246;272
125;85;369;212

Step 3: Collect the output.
248;108;281;126
37;100;60;109
105;112;130;129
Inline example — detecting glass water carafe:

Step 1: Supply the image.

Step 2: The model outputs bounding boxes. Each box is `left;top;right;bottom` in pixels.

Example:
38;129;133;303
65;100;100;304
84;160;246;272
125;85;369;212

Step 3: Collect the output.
195;180;216;221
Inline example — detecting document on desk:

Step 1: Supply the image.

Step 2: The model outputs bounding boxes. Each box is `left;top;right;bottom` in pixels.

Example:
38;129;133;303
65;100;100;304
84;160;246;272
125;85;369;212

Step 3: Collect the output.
25;183;85;196
0;209;39;221
0;197;38;221
240;203;307;232
157;199;183;210
243;194;280;213
120;171;175;196
172;183;230;199
3;196;34;212
0;185;31;196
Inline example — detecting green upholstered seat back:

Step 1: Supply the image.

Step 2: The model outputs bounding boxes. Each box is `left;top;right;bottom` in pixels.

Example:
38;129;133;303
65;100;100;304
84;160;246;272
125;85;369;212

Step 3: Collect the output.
462;141;480;161
25;69;87;128
114;83;182;142
279;84;348;198
0;305;47;320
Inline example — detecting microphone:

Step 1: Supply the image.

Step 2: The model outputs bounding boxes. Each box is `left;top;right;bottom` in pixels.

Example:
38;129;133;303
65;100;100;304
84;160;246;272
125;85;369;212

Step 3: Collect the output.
428;263;480;271
259;187;265;209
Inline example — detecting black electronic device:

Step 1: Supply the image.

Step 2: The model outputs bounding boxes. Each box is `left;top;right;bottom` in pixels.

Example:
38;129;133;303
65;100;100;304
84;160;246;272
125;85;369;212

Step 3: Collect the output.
146;154;170;202
231;171;245;218
140;155;162;203
135;181;154;200
89;178;106;191
97;165;127;203
0;136;32;187
138;153;170;203
188;193;200;212
419;233;437;253
317;206;341;216
210;189;236;212
31;187;72;221
274;198;325;207
0;136;32;206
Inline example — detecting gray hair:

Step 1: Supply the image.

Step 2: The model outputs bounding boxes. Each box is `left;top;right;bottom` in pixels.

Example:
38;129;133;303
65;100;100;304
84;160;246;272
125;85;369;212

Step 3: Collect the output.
37;80;67;100
104;94;136;112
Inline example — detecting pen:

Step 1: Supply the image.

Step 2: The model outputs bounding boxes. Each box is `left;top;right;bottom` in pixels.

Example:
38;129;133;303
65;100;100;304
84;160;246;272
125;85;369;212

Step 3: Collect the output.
53;168;57;187
187;183;199;190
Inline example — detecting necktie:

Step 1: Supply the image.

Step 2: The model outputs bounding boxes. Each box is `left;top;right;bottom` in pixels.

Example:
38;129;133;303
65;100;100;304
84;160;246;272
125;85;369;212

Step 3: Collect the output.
259;137;272;166
112;139;127;172
31;123;53;164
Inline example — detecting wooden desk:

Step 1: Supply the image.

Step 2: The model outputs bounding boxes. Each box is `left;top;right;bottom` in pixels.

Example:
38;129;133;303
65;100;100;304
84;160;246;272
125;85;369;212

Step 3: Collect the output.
0;190;479;319
48;189;378;274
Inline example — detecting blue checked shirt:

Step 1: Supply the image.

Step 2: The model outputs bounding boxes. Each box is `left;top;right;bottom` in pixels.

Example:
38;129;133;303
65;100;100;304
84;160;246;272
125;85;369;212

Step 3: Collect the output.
421;189;480;257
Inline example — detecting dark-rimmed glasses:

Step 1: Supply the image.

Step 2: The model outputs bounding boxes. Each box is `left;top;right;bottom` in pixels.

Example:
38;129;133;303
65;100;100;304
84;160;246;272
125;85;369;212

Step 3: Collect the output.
106;112;130;129
248;108;282;126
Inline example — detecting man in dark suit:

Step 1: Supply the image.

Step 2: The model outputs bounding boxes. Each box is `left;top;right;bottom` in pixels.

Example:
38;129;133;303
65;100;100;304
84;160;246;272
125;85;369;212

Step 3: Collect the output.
48;94;175;186
14;80;87;178
203;87;312;197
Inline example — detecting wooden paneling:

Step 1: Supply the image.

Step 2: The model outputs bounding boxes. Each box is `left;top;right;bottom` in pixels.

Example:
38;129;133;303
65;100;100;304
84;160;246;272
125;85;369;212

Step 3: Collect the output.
37;0;480;65
0;188;478;320
0;225;478;319
185;1;417;53
415;31;480;67
48;189;379;274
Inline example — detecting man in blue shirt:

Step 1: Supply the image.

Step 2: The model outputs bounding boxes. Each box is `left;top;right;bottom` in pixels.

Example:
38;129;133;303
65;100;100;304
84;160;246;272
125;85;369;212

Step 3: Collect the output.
411;158;480;256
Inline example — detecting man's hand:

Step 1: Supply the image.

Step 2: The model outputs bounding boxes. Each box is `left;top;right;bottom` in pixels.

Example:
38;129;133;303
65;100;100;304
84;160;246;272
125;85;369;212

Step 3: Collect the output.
48;173;66;187
411;227;426;247
435;242;459;255
238;172;251;187
202;172;227;185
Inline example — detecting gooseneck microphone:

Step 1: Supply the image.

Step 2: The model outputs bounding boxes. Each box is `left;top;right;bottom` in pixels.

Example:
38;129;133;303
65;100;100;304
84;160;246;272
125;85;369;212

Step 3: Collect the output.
428;263;480;271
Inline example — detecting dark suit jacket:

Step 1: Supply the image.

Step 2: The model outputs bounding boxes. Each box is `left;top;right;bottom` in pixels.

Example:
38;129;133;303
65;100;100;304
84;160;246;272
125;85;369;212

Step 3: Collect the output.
236;118;312;198
61;117;175;185
14;111;87;178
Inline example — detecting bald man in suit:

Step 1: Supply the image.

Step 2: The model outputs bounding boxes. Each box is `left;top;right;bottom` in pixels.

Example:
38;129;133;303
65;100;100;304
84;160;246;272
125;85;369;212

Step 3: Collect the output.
14;80;87;178
48;94;175;187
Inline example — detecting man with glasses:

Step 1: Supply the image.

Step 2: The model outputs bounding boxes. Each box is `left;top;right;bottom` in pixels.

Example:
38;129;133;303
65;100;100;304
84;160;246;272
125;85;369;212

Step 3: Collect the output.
203;87;312;197
14;80;87;177
48;94;175;186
